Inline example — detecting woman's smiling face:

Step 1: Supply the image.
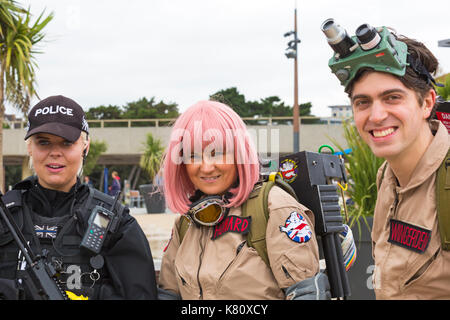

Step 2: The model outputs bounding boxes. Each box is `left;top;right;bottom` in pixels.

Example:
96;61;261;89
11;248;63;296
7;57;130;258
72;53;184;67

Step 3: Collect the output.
27;133;88;192
185;149;238;196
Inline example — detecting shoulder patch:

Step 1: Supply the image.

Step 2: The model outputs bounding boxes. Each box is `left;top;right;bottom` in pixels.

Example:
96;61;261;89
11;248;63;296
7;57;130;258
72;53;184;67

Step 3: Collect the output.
279;159;298;183
279;211;312;243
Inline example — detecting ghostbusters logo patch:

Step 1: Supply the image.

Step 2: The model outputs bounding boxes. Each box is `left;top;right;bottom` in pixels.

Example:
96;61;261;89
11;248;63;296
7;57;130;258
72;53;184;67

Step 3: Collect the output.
279;159;298;183
280;212;312;243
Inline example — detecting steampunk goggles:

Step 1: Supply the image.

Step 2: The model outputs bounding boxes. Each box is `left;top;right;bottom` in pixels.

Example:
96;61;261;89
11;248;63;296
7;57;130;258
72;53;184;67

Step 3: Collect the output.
321;19;443;91
187;195;229;227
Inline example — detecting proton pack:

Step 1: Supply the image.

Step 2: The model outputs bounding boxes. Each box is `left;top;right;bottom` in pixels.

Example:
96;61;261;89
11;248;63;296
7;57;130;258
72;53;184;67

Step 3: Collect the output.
279;151;351;299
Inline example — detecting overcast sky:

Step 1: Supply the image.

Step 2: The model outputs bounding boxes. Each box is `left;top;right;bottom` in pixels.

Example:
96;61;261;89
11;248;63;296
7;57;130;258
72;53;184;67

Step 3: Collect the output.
8;0;450;118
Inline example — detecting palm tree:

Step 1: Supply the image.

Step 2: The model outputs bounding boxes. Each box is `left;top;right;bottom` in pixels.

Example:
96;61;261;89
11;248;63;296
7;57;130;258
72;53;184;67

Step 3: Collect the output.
140;133;165;184
0;2;53;191
139;133;166;213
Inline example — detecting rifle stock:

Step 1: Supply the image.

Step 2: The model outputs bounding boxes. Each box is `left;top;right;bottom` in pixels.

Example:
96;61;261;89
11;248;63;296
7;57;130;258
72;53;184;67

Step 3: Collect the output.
0;194;67;300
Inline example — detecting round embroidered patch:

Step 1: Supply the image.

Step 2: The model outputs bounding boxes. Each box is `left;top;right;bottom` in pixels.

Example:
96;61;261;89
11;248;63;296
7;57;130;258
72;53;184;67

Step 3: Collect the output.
279;211;312;243
279;159;298;183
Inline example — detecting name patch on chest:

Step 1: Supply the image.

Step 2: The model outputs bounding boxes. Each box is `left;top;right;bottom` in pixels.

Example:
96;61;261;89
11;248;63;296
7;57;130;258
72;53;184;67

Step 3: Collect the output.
211;215;251;240
388;219;431;254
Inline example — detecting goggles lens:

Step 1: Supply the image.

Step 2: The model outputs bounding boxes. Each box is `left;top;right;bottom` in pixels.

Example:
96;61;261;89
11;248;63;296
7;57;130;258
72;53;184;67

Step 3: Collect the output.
189;196;227;226
195;203;222;223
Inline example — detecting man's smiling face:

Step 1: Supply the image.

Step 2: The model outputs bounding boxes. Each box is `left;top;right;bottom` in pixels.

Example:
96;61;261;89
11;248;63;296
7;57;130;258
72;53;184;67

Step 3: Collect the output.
351;71;433;162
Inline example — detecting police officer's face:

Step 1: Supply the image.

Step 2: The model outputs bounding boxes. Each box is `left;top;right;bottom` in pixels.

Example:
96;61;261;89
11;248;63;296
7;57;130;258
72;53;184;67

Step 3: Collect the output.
351;72;435;162
27;133;87;192
185;150;238;196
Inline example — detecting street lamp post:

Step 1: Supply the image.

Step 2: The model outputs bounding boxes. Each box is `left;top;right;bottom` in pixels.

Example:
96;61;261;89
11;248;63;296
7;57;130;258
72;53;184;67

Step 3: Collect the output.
284;9;301;152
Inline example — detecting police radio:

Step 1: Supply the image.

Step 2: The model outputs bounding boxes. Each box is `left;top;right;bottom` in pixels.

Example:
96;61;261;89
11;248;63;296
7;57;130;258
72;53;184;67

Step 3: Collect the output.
80;192;121;254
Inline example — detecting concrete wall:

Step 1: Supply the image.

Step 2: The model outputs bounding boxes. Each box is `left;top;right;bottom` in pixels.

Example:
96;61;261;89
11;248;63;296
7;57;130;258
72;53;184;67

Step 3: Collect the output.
3;123;348;159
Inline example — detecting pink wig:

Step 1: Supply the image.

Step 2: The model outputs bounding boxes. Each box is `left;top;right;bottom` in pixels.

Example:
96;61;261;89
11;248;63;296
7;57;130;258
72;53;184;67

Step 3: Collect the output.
162;100;260;214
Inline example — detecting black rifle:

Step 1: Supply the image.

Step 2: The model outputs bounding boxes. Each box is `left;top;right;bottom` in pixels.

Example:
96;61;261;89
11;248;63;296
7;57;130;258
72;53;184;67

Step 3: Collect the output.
0;194;67;300
279;151;351;299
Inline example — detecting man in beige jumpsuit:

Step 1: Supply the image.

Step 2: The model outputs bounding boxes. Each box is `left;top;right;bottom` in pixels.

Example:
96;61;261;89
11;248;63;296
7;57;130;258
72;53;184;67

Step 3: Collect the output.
342;30;450;298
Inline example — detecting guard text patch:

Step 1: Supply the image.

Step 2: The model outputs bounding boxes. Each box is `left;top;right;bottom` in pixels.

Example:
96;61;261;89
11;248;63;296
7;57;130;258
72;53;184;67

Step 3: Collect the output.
212;215;251;240
388;219;431;254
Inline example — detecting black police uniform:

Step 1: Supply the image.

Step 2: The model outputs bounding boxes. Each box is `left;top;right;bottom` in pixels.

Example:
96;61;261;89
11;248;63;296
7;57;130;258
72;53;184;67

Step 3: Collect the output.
0;176;157;299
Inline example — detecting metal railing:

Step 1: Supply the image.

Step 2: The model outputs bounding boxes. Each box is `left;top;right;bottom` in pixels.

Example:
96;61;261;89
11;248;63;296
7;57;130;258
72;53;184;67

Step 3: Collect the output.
4;116;353;129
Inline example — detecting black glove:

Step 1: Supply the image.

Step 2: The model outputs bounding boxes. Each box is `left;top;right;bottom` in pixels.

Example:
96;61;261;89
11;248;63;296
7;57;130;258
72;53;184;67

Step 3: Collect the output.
284;271;331;300
157;287;181;300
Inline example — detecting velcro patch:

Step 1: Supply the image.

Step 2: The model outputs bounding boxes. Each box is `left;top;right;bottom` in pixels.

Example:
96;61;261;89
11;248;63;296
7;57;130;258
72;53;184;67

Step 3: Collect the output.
280;211;312;243
212;215;251;240
388;219;431;254
34;224;58;239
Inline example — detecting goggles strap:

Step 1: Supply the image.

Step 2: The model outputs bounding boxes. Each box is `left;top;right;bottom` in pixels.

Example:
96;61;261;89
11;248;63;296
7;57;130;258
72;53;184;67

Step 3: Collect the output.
407;54;443;87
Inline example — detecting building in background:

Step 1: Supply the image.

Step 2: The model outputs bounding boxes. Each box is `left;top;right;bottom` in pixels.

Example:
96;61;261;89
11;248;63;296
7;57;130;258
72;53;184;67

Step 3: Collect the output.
328;105;352;123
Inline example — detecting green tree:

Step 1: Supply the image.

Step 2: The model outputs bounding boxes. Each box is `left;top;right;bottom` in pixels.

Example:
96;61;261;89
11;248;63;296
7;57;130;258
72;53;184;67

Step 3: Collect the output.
0;2;53;191
85;104;122;120
210;87;317;120
140;133;164;184
122;97;179;119
210;87;248;116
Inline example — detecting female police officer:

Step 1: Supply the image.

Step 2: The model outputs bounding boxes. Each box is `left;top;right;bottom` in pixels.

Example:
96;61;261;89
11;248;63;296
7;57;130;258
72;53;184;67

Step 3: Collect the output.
0;95;157;299
157;100;330;300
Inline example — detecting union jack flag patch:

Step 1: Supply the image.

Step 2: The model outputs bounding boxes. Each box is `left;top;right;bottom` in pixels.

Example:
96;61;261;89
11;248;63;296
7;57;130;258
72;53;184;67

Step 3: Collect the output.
280;211;312;243
34;225;58;239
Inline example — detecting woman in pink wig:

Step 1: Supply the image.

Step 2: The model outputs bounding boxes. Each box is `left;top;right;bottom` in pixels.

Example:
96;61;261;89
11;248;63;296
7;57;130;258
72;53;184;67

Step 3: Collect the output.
158;100;327;300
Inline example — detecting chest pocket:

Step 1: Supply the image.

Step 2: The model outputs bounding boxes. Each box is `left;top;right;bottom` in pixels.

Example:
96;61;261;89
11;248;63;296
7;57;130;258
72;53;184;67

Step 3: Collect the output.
401;235;441;289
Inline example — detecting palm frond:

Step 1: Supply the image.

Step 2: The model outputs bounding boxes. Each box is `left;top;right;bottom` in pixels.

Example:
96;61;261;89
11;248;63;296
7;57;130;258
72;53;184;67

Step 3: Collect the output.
140;133;165;183
0;4;53;111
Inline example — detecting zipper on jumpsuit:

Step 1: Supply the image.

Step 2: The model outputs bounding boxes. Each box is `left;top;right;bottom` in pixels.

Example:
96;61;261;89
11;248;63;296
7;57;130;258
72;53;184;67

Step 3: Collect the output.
196;227;209;300
377;190;400;297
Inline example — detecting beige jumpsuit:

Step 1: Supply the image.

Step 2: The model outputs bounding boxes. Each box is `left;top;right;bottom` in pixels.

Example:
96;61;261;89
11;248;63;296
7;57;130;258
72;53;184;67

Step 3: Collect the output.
372;120;450;299
159;186;320;299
